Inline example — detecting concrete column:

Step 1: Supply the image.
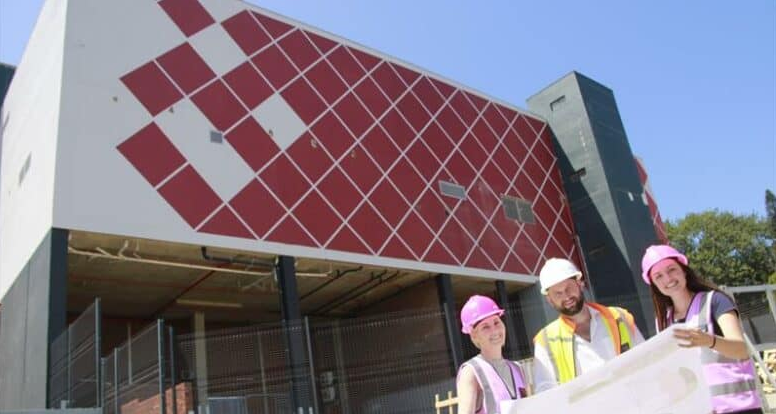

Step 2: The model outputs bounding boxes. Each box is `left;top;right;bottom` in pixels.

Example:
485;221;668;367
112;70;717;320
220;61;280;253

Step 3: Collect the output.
276;255;314;412
193;312;208;410
436;274;464;373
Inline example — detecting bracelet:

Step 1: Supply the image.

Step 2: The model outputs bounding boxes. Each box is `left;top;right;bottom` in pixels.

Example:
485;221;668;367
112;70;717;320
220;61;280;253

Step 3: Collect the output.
709;335;717;349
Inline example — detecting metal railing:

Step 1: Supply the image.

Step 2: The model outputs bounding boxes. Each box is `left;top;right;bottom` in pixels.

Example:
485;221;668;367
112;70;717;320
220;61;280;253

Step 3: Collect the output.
48;299;101;409
102;320;167;414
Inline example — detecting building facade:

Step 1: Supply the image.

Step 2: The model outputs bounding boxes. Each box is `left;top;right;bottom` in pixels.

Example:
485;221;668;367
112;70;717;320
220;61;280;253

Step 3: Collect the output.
0;0;662;411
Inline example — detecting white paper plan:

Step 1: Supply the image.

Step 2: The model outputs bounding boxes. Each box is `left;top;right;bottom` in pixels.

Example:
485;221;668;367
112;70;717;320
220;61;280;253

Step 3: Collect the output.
502;325;713;414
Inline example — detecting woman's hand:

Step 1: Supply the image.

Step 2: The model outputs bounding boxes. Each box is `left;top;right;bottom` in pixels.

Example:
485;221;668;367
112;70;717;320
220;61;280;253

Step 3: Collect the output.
673;313;750;360
673;327;715;348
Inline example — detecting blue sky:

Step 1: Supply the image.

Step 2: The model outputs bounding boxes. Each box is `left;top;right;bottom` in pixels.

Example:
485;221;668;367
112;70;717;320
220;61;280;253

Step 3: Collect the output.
1;0;774;222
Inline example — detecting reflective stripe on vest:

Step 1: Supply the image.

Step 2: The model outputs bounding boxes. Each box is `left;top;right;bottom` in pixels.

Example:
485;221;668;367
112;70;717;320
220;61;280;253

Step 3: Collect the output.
689;291;762;413
534;303;637;384
462;355;526;414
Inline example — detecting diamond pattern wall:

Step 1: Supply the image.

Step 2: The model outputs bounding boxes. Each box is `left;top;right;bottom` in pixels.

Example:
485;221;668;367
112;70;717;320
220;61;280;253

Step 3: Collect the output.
117;0;579;275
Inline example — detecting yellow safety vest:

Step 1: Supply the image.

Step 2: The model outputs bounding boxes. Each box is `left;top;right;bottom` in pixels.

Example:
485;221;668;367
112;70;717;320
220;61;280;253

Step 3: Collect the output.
533;303;637;384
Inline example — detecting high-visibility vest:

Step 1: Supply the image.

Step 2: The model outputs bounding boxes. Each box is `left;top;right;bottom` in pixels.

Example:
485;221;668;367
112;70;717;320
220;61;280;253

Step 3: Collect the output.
457;355;527;414
533;303;637;384
673;291;761;413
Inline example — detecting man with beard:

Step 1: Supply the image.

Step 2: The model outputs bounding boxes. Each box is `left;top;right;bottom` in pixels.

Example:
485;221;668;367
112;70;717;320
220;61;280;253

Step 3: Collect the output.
531;258;645;392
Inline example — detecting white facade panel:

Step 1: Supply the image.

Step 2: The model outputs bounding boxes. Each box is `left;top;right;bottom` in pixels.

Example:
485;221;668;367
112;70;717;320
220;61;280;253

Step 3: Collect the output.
0;0;68;299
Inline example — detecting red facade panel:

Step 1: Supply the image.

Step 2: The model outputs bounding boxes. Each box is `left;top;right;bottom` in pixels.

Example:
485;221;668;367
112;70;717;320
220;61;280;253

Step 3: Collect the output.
116;0;579;275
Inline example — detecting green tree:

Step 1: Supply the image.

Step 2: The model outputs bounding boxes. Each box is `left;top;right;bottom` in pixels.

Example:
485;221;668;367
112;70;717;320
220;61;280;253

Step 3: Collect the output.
766;189;776;237
666;210;776;286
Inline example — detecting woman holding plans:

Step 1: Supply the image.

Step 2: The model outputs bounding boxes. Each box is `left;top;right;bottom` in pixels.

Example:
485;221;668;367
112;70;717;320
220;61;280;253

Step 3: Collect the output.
641;244;763;414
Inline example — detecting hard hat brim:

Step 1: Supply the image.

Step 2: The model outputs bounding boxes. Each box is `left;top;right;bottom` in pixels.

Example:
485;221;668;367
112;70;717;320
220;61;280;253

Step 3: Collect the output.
540;272;582;295
461;308;504;334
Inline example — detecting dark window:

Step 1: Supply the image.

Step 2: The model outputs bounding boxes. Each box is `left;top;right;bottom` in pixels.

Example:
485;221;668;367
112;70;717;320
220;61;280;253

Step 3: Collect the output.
501;196;535;224
550;95;566;111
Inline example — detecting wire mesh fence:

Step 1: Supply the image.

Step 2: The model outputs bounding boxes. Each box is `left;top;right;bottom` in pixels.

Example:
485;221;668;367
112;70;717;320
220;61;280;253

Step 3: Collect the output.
727;287;776;349
44;285;775;414
48;299;101;409
102;321;165;414
310;308;454;414
174;308;456;414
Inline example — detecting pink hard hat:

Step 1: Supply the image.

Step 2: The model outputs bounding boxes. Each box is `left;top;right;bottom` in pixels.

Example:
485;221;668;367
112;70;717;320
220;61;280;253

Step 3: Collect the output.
641;244;688;285
460;295;504;334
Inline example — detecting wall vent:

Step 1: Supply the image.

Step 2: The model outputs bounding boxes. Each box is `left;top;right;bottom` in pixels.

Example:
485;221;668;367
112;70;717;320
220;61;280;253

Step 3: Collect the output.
439;181;466;200
501;196;535;224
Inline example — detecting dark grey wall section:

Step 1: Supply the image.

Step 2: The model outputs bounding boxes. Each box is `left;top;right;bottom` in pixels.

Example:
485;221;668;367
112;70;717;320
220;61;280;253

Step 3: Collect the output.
0;63;14;108
0;228;68;409
513;284;556;348
527;72;658;335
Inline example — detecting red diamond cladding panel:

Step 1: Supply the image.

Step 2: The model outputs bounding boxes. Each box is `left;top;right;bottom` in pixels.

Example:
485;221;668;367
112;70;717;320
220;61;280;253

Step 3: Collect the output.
225;117;279;171
191;80;246;131
117;3;579;276
157;43;215;94
292;191;342;245
223;62;272;110
327;47;365;86
327;226;370;254
317;167;362;218
159;0;215;37
338;145;381;193
252;45;297;90
369;180;410;227
221;10;271;55
397;212;434;258
281;77;326;124
117;123;186;186
278;30;321;72
200;206;253;239
158;165;221;228
305;60;348;105
121;62;183;116
252;12;293;38
259;154;310;209
361;126;400;172
230;179;286;238
287;133;334;183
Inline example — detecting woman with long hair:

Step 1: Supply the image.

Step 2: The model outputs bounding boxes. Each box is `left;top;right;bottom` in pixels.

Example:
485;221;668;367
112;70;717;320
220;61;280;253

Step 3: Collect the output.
641;244;763;414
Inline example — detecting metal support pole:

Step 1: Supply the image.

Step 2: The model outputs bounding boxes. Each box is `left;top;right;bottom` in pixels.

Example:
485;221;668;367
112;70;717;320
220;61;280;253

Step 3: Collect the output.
169;326;177;414
257;331;269;414
95;298;102;405
436;274;464;373
304;317;320;414
276;255;312;412
67;328;72;406
113;351;119;414
157;320;166;414
332;320;351;414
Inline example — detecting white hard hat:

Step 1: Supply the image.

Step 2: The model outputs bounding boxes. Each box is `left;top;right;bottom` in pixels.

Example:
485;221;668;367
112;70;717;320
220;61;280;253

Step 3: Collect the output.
539;258;582;295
